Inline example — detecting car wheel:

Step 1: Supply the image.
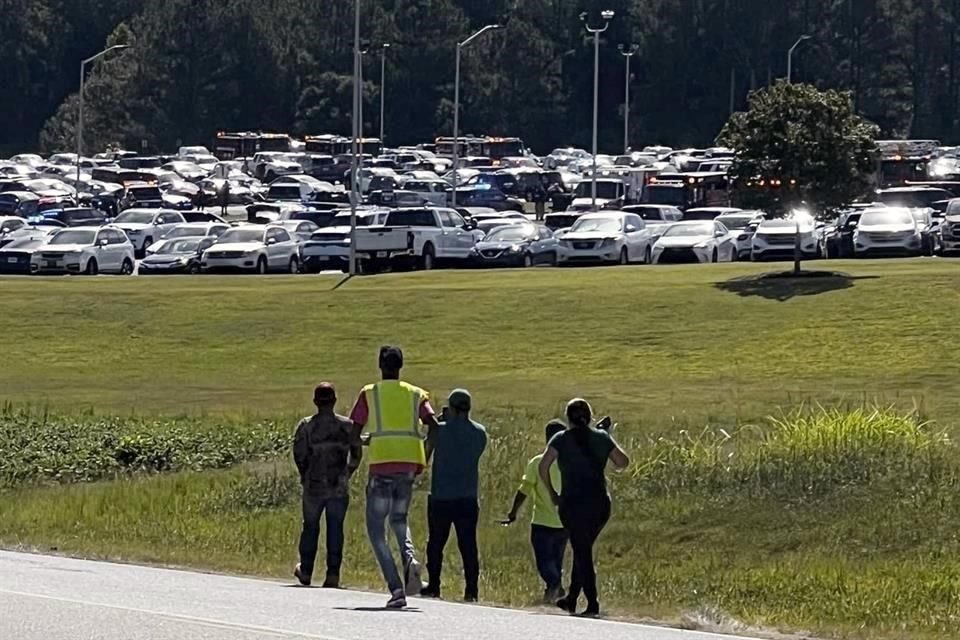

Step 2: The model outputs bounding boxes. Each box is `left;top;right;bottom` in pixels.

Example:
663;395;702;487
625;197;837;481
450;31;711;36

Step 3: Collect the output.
289;256;300;274
120;258;134;275
188;263;201;275
729;247;738;262
85;258;99;276
619;247;629;265
420;244;436;271
256;256;268;274
644;246;652;264
712;248;719;263
522;254;533;268
549;251;559;267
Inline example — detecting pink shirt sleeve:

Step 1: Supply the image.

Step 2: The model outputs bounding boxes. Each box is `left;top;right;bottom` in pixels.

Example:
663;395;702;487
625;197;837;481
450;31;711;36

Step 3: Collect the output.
419;399;435;421
350;392;368;427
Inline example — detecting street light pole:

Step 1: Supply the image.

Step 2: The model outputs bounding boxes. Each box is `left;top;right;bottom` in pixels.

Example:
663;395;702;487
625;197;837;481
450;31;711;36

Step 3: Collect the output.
581;10;615;212
618;44;638;155
379;44;390;145
452;23;501;207
77;44;129;184
787;35;812;84
359;48;368;162
349;0;361;276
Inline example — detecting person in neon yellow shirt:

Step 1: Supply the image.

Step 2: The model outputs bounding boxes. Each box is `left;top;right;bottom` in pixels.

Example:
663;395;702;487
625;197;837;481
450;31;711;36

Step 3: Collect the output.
502;420;568;602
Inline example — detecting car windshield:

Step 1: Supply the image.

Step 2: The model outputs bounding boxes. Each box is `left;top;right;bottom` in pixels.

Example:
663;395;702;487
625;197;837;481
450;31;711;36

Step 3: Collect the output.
218;228;264;243
157;239;202;254
114;211;155;224
49;229;96;245
166;226;205;238
860;210;915;226
571;217;622;233
761;218;814;231
663;222;713;237
717;215;753;230
3;238;43;250
485;225;535;242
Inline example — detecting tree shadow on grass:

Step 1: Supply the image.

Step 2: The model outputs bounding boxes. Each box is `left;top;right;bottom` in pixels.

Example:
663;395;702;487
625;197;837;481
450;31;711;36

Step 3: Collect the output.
714;270;879;302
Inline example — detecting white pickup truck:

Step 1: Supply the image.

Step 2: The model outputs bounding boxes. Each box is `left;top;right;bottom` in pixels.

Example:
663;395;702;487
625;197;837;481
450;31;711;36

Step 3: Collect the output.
353;207;477;272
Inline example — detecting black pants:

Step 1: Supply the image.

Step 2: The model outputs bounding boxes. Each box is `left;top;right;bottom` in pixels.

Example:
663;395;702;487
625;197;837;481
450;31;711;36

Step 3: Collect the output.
298;493;349;580
531;525;568;590
425;497;480;596
559;495;611;607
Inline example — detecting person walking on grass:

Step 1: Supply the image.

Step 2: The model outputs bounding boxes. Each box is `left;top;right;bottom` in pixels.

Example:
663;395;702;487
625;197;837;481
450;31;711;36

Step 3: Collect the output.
503;419;568;602
421;389;487;602
351;345;440;609
293;383;362;588
539;399;629;618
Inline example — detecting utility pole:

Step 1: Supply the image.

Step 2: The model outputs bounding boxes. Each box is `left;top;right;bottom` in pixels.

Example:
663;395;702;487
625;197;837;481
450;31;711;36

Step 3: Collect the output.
618;44;638;155
581;10;616;211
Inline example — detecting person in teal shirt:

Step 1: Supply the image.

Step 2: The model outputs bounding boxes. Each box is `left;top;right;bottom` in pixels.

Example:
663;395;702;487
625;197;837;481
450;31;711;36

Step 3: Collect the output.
422;389;487;601
503;420;569;602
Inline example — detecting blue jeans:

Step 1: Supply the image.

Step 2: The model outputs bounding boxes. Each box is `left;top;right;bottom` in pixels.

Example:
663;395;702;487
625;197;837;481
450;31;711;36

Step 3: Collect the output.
366;472;417;593
298;493;349;579
531;524;568;590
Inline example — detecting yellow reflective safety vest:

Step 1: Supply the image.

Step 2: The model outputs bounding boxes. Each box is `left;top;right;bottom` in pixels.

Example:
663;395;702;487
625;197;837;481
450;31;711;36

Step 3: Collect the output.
364;380;428;467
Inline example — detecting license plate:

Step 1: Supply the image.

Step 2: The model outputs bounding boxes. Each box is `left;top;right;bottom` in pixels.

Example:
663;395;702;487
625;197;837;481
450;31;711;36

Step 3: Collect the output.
45;260;59;268
6;257;17;264
376;251;387;258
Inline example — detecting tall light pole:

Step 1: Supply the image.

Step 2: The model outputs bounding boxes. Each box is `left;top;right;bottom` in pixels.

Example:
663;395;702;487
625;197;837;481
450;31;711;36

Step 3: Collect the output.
452;23;501;207
77;44;129;184
581;10;615;212
618;44;638;155
787;35;812;84
358;47;369;162
378;44;391;145
349;0;361;276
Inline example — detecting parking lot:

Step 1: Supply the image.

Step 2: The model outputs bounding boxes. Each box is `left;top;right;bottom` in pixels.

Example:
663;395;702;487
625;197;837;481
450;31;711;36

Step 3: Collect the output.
3;135;960;279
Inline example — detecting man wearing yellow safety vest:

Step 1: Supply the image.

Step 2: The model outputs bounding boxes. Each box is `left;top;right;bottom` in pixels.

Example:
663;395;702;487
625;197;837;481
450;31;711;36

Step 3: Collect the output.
350;345;440;609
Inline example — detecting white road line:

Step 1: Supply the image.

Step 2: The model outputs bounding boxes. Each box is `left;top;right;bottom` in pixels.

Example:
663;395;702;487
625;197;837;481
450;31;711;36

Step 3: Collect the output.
0;588;344;640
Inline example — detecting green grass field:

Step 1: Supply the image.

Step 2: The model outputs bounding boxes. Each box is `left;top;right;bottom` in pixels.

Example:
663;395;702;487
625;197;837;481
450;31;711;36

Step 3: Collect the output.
2;260;960;639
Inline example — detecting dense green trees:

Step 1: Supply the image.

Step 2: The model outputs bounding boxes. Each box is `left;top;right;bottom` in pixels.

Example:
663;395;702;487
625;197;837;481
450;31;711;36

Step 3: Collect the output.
718;81;879;216
2;0;959;155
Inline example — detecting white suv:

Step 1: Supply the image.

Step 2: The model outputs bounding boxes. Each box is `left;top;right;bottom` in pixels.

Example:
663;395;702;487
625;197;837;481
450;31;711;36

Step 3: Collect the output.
112;209;186;257
201;224;301;274
32;227;135;275
853;207;923;257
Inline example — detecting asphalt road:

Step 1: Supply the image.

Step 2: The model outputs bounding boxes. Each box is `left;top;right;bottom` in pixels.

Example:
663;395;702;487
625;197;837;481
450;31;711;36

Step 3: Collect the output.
0;551;758;640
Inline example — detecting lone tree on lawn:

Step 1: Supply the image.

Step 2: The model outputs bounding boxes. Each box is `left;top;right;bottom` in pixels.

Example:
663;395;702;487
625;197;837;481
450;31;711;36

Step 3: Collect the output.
717;81;879;274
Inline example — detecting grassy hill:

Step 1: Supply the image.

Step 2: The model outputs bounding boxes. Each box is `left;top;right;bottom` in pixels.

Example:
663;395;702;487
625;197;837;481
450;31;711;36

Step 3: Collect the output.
2;260;960;638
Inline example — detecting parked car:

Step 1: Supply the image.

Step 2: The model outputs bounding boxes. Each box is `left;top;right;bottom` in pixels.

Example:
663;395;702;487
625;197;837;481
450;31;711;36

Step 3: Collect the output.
0;236;47;274
0;216;28;238
32;226;135;275
112;209;187;257
401;179;451;206
139;237;214;275
146;222;230;255
751;218;824;262
201;224;301;274
0;191;41;217
470;223;560;268
939;199;960;255
824;210;865;258
300;209;388;273
853;207;923;257
38;207;109;228
651;220;738;264
682;207;743;221
557;211;655;265
353;207;478;271
455;186;525;212
716;210;765;260
274;219;321;243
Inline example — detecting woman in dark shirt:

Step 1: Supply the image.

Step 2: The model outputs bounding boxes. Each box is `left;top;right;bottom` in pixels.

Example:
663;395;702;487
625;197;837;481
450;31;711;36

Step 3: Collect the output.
539;398;629;617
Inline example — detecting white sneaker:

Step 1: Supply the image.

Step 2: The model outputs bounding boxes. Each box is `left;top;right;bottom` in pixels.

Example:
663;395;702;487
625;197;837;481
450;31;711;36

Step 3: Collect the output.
404;559;423;596
387;589;407;609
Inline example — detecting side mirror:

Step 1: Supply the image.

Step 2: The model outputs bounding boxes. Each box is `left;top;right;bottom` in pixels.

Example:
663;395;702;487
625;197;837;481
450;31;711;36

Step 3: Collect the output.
266;237;277;246
715;230;726;238
98;238;109;247
625;225;638;233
